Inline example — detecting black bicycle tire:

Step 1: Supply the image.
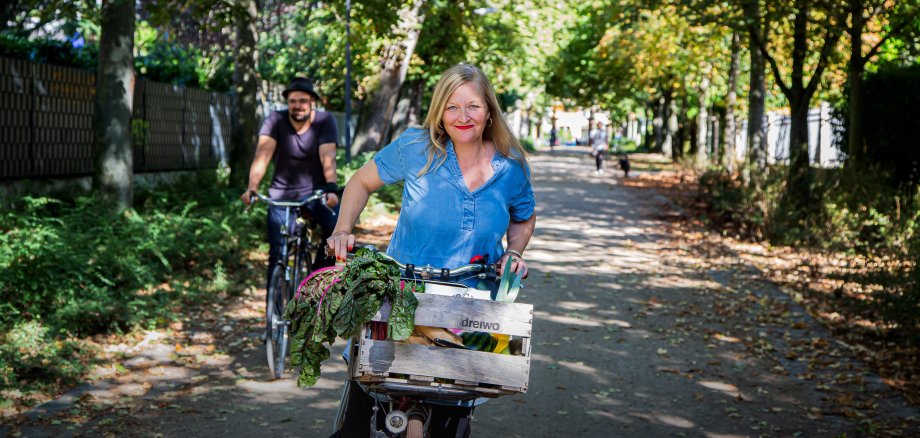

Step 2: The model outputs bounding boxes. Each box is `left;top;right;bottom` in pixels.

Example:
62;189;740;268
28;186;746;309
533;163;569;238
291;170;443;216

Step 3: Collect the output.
297;241;314;295
265;266;286;380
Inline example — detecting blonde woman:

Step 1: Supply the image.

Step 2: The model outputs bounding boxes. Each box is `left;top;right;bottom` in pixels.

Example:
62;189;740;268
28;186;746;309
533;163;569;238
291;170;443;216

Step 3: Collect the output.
328;63;536;278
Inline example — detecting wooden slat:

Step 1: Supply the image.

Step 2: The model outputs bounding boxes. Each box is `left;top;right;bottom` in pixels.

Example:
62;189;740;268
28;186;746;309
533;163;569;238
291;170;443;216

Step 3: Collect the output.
357;375;523;397
358;339;530;388
408;375;434;383
371;293;533;337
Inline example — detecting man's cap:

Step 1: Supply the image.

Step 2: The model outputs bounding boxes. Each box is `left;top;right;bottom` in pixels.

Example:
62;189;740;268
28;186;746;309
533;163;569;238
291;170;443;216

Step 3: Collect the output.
282;77;320;101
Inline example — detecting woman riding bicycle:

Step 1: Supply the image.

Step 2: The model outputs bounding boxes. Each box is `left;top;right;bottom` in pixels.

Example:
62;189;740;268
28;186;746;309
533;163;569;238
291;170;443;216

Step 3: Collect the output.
327;63;536;437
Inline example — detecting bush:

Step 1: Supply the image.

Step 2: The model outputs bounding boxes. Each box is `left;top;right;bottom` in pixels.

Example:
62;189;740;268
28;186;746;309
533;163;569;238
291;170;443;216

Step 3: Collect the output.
611;138;641;153
520;137;536;153
337;150;402;213
0;321;90;389
696;165;920;336
0;173;261;336
696;167;782;241
0;34;98;70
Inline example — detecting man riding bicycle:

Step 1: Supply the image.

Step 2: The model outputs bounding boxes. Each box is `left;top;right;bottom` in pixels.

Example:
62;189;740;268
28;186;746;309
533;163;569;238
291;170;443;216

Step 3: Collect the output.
240;76;341;289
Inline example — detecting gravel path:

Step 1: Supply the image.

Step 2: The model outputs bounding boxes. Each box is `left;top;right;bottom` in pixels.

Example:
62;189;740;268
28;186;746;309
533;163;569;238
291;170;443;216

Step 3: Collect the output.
7;149;919;437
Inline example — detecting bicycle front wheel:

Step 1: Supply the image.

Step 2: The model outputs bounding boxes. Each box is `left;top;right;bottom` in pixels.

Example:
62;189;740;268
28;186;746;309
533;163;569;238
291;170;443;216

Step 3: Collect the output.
265;266;289;380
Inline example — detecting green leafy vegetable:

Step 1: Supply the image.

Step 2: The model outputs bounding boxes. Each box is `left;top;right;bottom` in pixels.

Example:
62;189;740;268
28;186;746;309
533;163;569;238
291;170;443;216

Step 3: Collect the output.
285;247;423;387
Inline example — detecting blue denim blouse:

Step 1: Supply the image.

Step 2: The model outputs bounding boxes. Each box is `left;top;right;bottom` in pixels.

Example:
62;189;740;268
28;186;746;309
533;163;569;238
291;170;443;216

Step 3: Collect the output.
373;127;535;270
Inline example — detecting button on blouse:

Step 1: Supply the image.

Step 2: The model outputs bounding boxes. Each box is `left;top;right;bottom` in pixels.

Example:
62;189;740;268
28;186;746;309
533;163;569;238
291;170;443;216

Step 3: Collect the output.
373;127;535;270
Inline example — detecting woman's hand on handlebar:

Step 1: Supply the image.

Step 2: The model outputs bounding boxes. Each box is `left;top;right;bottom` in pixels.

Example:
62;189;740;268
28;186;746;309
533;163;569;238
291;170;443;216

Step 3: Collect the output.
498;252;529;279
326;230;354;262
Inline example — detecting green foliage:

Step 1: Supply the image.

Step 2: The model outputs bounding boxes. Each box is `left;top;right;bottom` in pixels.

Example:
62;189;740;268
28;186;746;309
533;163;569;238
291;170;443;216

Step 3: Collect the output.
0;173;261;336
612;137;642;153
338;150;402;212
0;321;90;389
133;21;233;92
697;166;920;334
520;137;536;153
0;172;262;392
697;168;778;241
285;248;422;387
0;34;98;69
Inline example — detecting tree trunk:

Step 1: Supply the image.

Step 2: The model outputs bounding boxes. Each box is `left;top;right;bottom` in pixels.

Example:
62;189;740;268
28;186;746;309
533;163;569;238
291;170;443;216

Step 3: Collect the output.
847;0;865;164
723;31;741;170
665;97;679;160
388;77;421;142
787;95;812;203
785;0;815;205
674;115;687;160
688;113;698;158
352;1;425;155
710;114;720;161
229;0;260;188
745;0;767;171
652;95;665;153
92;0;135;210
586;110;594;146
644;104;654;150
696;65;711;165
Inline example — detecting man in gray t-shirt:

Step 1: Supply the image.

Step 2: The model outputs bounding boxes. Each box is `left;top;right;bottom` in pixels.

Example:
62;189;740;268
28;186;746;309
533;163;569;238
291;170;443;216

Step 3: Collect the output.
241;77;340;271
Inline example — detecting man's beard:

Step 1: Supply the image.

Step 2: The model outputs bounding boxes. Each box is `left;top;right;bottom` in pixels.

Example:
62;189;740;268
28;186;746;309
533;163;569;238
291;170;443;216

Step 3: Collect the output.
290;109;311;123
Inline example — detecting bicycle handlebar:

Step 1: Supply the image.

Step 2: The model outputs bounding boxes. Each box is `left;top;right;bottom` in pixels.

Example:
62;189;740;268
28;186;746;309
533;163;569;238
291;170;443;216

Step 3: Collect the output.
345;245;497;281
246;190;327;210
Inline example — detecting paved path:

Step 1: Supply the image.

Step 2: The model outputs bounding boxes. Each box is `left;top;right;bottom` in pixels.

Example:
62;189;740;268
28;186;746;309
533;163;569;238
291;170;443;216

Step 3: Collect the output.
7;149;920;437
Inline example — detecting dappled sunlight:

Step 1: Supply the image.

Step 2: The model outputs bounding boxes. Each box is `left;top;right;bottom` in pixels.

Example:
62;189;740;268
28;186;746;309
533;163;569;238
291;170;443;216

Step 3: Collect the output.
654;414;696;428
557;360;607;383
712;333;741;343
234;377;335;399
704;433;750;438
555;301;597;310
651;274;713;288
529;352;555;364
603;318;633;329
697;380;751;401
534;310;603;327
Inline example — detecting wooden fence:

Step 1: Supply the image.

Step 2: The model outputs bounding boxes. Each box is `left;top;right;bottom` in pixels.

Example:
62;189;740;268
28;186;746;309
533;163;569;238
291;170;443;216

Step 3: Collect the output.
0;56;232;180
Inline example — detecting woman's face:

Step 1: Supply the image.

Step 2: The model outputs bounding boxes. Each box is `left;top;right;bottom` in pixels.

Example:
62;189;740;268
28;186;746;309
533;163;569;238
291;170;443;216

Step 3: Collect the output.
441;83;490;147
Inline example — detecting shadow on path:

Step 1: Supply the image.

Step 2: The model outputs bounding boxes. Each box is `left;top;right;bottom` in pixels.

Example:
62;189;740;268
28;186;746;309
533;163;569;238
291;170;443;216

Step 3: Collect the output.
6;150;919;437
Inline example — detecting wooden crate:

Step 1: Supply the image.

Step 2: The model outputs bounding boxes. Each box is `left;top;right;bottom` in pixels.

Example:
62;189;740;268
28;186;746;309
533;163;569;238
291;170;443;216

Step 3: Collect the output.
349;292;533;396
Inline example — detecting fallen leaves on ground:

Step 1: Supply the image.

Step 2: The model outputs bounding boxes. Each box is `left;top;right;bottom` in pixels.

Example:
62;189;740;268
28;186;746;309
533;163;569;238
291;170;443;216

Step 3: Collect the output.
628;160;920;414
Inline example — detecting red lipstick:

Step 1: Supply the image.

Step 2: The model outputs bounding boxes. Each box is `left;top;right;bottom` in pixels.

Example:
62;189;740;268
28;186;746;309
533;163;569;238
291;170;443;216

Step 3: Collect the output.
456;125;474;130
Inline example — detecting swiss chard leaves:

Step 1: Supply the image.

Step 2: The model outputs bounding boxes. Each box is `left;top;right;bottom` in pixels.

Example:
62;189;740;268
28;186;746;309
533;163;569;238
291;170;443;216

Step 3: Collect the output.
285;248;420;388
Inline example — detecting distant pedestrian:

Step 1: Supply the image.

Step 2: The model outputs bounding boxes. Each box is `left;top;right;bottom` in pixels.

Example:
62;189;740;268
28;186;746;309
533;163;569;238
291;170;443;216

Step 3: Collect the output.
618;153;631;178
549;127;557;152
590;121;607;175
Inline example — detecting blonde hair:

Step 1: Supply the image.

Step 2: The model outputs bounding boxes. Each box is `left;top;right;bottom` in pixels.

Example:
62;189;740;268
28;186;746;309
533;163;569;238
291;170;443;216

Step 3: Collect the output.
418;64;529;177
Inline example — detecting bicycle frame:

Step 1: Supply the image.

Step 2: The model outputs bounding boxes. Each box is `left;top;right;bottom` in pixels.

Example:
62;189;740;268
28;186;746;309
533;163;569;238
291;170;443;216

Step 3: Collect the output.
249;190;329;379
251;190;329;289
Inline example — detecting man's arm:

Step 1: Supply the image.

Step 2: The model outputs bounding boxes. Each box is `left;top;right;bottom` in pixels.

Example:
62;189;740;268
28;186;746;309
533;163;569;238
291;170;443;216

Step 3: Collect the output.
240;135;277;206
318;142;339;207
